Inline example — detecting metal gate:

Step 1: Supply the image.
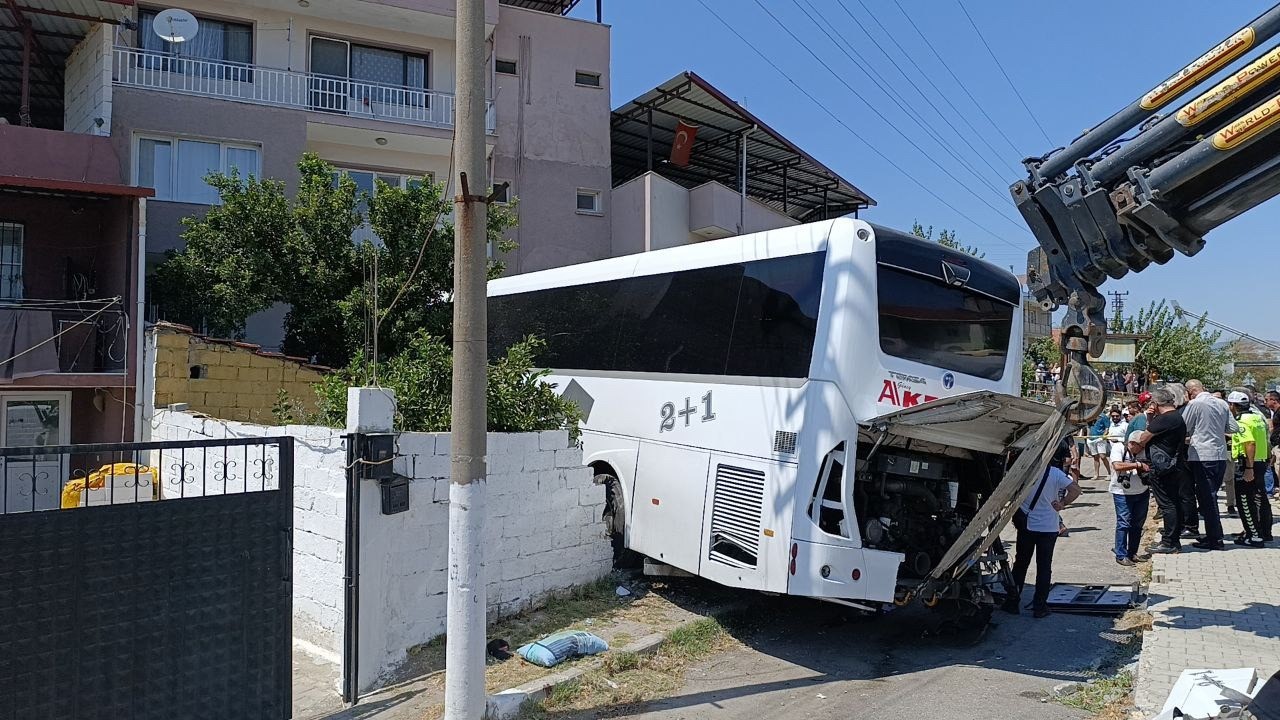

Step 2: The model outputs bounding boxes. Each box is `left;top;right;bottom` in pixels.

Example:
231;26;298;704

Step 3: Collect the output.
0;437;293;720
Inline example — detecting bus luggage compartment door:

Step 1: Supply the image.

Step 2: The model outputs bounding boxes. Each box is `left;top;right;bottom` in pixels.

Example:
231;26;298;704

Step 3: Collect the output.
628;441;710;575
697;455;782;592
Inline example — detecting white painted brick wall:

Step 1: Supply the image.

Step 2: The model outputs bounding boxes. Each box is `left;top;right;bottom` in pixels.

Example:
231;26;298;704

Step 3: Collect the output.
63;24;111;136
149;413;610;694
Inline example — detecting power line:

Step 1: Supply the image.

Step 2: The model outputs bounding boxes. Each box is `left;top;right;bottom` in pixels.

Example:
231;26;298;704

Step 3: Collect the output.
828;0;1017;187
693;0;1030;254
954;1;1054;146
791;0;1013;203
884;0;1027;157
746;0;1031;240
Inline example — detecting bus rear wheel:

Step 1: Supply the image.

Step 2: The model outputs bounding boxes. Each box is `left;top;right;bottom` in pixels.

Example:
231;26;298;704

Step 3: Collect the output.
598;473;641;569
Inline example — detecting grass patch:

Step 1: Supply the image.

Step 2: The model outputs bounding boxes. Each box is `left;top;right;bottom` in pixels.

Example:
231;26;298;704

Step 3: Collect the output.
538;611;743;715
602;651;641;673
1058;670;1135;717
662;617;725;659
548;678;583;705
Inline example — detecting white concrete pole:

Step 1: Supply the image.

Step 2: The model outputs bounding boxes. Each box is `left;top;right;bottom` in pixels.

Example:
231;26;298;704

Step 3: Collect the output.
445;0;489;717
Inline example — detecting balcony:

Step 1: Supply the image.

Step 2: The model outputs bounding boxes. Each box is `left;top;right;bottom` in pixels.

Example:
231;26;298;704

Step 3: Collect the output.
0;300;128;377
112;46;495;133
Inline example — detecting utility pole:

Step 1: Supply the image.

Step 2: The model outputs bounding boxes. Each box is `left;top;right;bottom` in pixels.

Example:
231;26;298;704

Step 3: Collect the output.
1107;290;1129;326
445;0;488;717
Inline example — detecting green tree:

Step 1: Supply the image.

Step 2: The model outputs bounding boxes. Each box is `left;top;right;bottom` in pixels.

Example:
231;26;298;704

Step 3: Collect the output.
306;333;580;436
151;154;516;366
1112;300;1235;387
911;222;985;259
1021;336;1061;395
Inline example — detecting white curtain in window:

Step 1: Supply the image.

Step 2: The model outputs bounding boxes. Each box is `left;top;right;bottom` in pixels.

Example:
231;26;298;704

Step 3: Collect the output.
138;139;173;200
175;140;221;205
226;147;260;178
351;46;404;86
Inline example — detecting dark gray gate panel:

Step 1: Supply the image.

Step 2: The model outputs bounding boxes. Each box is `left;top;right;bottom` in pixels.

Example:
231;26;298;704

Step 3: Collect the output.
0;438;293;720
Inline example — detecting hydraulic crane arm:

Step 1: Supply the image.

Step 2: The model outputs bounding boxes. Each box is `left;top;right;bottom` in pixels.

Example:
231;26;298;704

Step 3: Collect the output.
1019;3;1280;423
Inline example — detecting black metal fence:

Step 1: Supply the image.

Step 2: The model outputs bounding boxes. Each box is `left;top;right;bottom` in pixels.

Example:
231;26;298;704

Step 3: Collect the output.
0;437;294;720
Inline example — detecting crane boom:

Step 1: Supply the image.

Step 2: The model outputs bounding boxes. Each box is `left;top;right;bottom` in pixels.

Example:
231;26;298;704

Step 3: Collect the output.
1019;2;1280;423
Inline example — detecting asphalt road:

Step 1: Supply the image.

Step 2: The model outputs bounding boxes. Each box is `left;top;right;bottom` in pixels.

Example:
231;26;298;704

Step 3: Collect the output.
605;464;1141;720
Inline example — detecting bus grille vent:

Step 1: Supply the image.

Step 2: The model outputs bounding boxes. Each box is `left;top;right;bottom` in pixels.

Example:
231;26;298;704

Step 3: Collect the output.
773;431;797;455
708;464;766;569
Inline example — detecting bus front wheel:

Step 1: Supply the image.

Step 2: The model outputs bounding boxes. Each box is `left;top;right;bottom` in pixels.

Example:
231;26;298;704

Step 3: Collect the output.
598;473;641;569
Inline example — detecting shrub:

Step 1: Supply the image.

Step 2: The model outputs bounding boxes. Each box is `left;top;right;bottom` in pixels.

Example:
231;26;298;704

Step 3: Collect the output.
310;332;580;436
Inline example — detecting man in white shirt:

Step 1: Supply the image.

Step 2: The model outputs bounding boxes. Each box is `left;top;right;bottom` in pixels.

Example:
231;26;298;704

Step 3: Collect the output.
1006;439;1082;618
1181;379;1238;550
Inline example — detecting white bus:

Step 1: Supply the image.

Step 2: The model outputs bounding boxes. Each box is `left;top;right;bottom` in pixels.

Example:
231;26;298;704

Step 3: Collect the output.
488;218;1057;611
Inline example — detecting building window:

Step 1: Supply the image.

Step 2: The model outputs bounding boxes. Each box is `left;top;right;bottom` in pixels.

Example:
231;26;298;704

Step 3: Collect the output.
0;222;23;300
137;136;261;204
495;59;518;75
575;189;602;215
491;181;511;204
575;70;601;87
138;10;252;65
310;38;428;90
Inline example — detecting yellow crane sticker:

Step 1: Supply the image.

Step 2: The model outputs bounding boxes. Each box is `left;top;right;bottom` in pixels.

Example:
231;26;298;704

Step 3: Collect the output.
1143;27;1255;110
1213;95;1280;150
1178;44;1280;126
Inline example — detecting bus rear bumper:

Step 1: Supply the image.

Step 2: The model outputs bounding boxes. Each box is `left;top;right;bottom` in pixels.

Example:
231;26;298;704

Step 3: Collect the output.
787;540;903;603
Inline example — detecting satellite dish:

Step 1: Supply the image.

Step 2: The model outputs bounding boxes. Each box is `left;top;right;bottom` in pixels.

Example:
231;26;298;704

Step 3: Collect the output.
151;8;199;43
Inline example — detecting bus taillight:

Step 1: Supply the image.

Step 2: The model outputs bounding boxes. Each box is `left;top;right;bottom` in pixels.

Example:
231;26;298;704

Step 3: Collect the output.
851;568;861;581
789;543;798;575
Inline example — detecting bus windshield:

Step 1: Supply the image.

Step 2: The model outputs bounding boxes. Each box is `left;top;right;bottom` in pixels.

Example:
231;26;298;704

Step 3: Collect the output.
877;265;1013;381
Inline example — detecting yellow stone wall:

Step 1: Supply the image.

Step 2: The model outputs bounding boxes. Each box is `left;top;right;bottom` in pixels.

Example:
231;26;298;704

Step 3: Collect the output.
150;324;328;423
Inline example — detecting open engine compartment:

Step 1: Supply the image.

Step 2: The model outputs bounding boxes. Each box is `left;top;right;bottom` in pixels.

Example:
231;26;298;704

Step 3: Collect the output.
852;442;1004;582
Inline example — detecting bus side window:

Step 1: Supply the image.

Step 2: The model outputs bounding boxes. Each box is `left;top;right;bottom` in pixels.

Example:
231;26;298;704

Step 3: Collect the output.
807;444;848;538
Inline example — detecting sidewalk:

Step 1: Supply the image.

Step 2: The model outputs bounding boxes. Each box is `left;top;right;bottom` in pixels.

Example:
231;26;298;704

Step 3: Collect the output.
1133;506;1280;715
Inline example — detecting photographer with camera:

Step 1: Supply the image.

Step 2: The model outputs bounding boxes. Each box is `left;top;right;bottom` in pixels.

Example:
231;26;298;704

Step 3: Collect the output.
1110;430;1151;566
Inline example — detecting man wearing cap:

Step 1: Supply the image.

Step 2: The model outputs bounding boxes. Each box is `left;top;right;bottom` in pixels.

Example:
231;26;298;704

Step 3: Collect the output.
1130;387;1191;553
1129;393;1151;433
1181;380;1236;550
1227;391;1274;547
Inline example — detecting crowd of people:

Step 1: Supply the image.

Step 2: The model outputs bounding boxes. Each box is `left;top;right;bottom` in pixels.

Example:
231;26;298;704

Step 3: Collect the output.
1005;380;1278;619
1033;364;1154;394
1086;381;1277;555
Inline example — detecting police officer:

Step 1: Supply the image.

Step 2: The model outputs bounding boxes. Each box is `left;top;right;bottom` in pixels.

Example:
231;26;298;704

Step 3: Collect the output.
1227;391;1274;547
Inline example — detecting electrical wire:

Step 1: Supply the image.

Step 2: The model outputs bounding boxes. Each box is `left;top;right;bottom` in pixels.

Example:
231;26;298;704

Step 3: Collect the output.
373;141;457;359
792;0;1013;204
694;0;1030;254
953;1;1054;146
884;0;1029;157
831;0;1014;183
744;0;1032;244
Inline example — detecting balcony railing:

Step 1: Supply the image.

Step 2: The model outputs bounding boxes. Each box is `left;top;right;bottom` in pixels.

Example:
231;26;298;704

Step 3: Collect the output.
112;46;495;132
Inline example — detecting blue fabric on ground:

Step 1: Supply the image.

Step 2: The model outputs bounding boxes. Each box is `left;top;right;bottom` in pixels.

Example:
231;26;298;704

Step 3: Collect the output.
516;631;609;668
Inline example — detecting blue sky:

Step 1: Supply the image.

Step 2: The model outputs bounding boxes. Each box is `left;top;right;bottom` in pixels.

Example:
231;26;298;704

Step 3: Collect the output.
567;0;1280;339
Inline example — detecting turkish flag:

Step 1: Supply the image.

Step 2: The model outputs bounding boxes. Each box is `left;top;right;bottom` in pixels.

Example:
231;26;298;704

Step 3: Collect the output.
669;120;699;167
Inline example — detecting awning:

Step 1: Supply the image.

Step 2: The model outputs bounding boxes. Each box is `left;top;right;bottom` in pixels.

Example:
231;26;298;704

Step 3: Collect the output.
0;0;132;128
497;0;580;15
612;71;875;223
0;175;153;198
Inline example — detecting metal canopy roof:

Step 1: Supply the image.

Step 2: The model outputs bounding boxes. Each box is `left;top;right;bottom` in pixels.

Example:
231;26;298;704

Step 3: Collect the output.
612;71;874;223
0;0;132;128
497;0;581;15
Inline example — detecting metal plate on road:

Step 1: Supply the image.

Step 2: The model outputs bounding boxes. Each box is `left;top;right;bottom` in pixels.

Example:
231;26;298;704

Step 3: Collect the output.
1045;583;1139;613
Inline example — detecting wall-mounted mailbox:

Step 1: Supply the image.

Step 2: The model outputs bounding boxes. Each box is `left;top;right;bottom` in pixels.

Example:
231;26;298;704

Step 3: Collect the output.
379;475;410;515
358;434;395;481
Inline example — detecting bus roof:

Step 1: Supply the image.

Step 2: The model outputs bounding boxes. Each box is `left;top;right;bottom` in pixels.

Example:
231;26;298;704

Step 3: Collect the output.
489;218;854;296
